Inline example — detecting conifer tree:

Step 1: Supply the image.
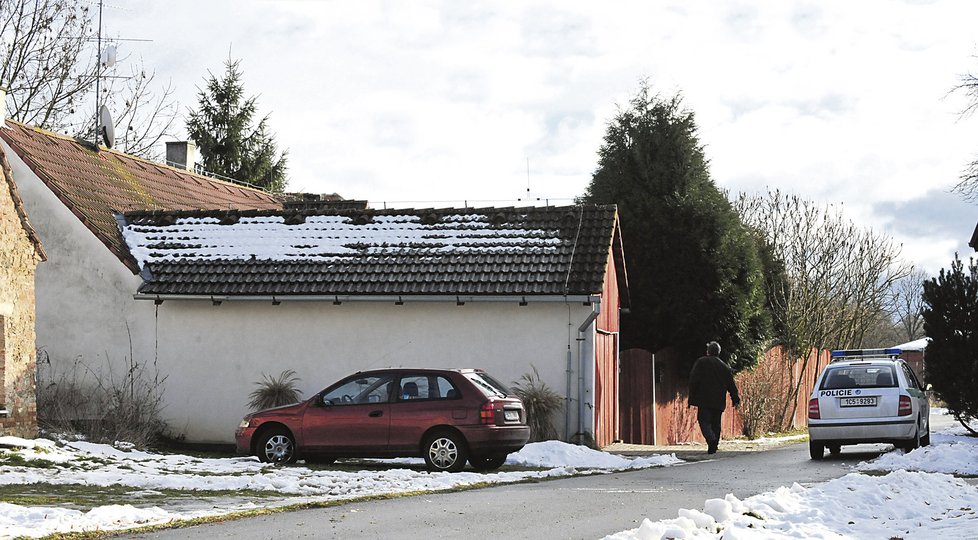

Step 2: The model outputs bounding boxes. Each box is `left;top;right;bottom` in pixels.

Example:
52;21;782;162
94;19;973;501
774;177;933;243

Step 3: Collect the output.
922;255;978;433
186;59;288;192
580;82;770;371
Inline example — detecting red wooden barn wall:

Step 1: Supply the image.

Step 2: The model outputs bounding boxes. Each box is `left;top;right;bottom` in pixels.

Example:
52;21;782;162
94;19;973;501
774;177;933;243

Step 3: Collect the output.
593;249;620;448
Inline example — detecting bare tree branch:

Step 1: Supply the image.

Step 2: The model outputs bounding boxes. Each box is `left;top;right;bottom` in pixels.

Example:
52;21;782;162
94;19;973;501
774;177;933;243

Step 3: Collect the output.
1;0;176;159
952;66;978;201
735;189;912;428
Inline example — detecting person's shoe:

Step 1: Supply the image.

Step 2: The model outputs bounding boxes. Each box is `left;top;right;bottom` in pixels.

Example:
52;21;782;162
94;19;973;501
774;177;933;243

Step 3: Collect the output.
707;443;718;454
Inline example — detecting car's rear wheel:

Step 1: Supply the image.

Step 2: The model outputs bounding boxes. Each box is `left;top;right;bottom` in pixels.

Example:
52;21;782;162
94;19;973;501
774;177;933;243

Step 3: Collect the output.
809;440;824;460
920;422;931;447
469;453;507;472
828;444;841;456
901;421;921;452
257;428;297;464
423;431;467;472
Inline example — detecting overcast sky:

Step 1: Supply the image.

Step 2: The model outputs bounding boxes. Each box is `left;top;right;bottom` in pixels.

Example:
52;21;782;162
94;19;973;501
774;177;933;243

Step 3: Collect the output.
108;0;978;274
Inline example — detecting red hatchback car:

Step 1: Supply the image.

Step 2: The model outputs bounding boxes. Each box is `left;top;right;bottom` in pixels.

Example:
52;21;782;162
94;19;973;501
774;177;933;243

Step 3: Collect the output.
235;368;530;472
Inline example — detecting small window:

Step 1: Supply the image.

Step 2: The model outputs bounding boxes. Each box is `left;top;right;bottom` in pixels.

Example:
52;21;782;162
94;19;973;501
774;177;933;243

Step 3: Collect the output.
435;376;459;399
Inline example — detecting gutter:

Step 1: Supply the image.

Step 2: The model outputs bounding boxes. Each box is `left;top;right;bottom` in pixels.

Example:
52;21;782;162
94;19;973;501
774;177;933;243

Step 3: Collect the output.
135;293;601;305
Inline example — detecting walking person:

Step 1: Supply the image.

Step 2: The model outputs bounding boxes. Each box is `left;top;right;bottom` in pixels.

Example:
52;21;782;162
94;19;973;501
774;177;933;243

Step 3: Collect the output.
689;341;740;454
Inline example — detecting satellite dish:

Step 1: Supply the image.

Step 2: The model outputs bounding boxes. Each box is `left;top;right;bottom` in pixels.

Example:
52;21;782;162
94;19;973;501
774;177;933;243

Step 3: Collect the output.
98;105;115;149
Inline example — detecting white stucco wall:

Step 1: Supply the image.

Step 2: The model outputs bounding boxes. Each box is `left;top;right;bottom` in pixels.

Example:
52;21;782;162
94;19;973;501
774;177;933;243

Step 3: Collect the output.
1;139;156;384
153;299;598;444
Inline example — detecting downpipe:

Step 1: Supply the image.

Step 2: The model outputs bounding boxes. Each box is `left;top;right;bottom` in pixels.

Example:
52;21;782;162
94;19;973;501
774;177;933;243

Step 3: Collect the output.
577;300;600;441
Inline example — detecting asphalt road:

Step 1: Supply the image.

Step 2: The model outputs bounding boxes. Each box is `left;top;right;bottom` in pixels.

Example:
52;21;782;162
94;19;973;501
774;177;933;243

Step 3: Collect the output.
120;440;897;540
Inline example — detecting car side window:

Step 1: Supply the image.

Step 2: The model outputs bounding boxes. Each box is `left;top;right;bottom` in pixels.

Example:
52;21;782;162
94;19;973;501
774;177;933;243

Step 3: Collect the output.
901;364;921;390
323;375;394;406
397;375;459;401
398;375;428;400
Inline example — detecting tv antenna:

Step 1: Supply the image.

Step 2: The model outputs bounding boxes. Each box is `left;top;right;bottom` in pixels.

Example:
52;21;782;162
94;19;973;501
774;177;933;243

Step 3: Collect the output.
93;0;116;149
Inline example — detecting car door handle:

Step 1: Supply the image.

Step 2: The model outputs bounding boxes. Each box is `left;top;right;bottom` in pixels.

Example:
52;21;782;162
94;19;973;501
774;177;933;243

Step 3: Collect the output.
368;410;384;417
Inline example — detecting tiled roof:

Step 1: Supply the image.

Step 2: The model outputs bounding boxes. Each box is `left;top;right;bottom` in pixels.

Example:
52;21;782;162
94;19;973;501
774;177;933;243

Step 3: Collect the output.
0;120;282;272
120;205;624;298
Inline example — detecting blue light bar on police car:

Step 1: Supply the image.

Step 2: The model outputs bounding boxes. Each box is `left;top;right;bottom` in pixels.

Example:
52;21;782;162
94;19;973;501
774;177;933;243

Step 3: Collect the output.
830;348;902;358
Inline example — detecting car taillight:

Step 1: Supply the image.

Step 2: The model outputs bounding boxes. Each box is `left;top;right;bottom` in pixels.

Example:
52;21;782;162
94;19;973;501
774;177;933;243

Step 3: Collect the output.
808;398;820;419
898;395;913;416
480;402;496;424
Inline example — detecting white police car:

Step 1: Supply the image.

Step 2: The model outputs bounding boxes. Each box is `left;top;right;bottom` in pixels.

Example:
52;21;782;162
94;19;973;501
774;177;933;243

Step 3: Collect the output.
807;348;930;460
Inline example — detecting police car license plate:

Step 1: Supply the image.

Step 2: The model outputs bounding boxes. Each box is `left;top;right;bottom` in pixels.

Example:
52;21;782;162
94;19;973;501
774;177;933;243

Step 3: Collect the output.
504;410;519;421
840;396;877;407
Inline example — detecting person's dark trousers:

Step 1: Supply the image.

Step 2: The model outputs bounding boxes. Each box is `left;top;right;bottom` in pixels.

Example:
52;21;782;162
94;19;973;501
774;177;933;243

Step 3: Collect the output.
696;407;724;454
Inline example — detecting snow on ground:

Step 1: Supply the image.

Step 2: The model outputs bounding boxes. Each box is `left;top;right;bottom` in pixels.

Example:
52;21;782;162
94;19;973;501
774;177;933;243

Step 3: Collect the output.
0;438;680;538
4;411;977;539
607;409;978;539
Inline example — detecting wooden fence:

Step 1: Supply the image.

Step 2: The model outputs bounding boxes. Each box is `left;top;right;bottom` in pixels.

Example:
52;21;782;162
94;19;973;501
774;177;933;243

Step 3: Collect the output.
619;345;831;445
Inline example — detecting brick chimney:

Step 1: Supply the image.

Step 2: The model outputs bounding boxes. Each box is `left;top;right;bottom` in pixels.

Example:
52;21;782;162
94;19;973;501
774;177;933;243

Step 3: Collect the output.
165;140;197;171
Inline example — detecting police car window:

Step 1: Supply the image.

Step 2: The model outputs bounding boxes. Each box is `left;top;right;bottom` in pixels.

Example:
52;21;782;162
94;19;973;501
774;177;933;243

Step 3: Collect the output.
821;366;897;390
901;364;920;390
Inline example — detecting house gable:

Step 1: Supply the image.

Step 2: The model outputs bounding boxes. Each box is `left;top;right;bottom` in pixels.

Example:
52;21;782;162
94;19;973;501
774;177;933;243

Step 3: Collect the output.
120;205;626;299
0;120;282;273
1;147;45;262
0;146;44;437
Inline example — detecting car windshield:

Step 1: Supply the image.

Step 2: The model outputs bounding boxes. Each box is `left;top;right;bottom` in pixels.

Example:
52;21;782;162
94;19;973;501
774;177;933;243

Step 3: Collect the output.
820;365;898;390
464;371;511;398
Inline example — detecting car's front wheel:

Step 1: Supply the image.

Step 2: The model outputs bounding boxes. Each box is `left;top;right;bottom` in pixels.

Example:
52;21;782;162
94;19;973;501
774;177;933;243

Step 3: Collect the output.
809;440;824;460
423;431;468;472
469;453;507;472
257;428;297;464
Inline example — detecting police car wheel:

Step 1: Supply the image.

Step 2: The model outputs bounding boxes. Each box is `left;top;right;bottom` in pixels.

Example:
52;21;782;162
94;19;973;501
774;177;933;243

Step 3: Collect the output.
809;440;824;460
902;422;921;452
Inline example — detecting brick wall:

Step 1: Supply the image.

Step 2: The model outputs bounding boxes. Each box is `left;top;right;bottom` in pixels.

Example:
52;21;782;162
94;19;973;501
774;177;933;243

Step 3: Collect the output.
1;154;42;438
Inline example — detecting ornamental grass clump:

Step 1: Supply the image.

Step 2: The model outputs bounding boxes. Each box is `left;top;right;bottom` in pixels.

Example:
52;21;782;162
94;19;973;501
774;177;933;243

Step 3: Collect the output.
248;369;303;411
512;366;563;442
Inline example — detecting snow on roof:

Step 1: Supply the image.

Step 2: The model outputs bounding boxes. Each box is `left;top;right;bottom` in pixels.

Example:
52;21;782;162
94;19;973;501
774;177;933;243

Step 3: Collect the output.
893;337;930;351
121;212;561;269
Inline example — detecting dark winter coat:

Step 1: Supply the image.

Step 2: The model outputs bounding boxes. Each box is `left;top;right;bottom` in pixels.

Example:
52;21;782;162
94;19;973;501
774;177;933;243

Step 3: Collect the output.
689;354;740;411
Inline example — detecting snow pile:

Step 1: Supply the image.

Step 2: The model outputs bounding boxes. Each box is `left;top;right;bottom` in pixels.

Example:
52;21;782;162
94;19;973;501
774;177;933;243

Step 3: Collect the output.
856;418;978;475
0;503;187;539
606;470;978;539
507;440;680;469
606;412;978;540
